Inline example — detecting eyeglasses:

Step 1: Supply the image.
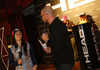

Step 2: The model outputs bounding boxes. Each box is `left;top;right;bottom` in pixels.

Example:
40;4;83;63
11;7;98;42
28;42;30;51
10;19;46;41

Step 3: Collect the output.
41;14;48;18
41;14;45;17
41;14;45;18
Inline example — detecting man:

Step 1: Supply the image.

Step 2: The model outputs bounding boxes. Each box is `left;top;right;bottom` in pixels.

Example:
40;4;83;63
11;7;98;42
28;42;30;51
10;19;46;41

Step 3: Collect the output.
41;6;74;70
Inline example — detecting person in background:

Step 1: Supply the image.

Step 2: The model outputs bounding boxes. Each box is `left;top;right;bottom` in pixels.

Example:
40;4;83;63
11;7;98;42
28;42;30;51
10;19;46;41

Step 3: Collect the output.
61;15;78;62
41;6;74;70
8;28;38;70
61;15;75;38
78;13;87;24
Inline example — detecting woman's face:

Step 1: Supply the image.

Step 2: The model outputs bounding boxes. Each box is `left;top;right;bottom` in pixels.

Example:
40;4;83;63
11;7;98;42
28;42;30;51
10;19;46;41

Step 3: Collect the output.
14;31;22;41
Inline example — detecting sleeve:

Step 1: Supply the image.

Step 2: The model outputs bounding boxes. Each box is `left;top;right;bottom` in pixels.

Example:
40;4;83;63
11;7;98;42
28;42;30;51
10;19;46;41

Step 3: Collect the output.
29;43;37;65
8;48;18;66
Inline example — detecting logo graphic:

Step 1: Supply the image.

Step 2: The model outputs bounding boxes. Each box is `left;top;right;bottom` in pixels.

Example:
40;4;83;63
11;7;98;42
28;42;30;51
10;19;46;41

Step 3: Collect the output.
47;0;95;12
79;25;90;63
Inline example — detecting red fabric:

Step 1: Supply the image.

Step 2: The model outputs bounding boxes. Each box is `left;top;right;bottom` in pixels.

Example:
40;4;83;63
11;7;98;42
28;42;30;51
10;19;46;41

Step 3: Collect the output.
0;0;5;9
4;0;34;14
22;0;34;8
4;0;34;41
8;9;28;41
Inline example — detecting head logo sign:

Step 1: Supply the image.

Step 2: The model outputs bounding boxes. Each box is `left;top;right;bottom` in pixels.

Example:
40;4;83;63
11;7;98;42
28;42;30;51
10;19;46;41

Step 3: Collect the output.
47;0;95;12
79;25;90;63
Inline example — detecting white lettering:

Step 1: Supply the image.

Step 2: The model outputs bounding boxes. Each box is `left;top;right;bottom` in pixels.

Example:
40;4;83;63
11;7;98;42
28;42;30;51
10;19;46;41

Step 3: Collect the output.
68;0;95;9
51;0;67;11
85;55;90;63
82;46;88;54
79;29;84;38
81;38;86;45
47;0;95;11
79;25;90;63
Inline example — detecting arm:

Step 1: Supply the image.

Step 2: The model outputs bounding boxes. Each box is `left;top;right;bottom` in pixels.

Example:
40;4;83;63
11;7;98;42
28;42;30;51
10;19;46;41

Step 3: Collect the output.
42;33;51;54
8;48;18;66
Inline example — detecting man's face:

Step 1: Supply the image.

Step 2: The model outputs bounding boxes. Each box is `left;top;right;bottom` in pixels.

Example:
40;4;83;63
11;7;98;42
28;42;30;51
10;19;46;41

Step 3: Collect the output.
80;15;86;21
41;11;48;23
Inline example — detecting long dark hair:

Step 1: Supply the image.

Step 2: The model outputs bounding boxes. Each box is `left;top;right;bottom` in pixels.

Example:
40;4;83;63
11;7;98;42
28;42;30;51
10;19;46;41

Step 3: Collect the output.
12;30;27;56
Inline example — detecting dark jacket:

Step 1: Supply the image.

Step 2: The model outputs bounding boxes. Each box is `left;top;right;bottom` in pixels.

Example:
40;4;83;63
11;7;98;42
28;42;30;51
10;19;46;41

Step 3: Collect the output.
47;17;74;67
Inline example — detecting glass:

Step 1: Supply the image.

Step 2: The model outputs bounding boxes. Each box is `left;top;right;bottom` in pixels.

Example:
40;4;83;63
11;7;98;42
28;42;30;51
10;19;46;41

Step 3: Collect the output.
41;14;45;18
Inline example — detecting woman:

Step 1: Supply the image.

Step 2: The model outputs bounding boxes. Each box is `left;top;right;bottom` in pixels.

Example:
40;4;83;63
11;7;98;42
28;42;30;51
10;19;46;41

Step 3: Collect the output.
8;28;38;70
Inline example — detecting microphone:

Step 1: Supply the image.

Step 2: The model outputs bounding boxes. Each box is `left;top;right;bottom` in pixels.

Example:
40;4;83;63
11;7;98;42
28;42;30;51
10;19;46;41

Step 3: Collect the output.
44;24;47;34
19;52;22;66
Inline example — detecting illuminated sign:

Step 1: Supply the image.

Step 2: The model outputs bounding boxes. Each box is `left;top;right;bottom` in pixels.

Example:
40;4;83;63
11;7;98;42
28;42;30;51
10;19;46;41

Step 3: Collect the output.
47;0;95;12
68;0;95;9
51;0;67;11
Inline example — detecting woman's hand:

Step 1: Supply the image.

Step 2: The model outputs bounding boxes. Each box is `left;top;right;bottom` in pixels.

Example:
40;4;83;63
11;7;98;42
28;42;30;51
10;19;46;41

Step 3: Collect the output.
33;64;38;70
18;58;23;65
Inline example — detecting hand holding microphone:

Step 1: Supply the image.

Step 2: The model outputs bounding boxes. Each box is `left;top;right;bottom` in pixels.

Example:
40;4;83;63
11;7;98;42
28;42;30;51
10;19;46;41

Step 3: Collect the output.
42;33;49;42
18;58;23;65
18;52;22;66
44;24;47;34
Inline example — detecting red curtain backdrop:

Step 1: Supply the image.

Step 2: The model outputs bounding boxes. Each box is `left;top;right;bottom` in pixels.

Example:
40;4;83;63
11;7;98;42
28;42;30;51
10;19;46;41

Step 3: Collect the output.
4;0;34;15
8;9;28;41
2;0;34;41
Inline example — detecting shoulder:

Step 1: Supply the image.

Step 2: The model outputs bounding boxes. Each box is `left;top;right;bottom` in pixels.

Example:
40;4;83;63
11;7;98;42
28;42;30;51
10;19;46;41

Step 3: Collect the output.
52;17;64;25
8;45;15;53
9;45;15;50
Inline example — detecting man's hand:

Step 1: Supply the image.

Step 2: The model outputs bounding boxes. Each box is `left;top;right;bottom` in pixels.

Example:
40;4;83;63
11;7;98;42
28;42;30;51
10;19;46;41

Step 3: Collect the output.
42;33;49;42
44;47;51;54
